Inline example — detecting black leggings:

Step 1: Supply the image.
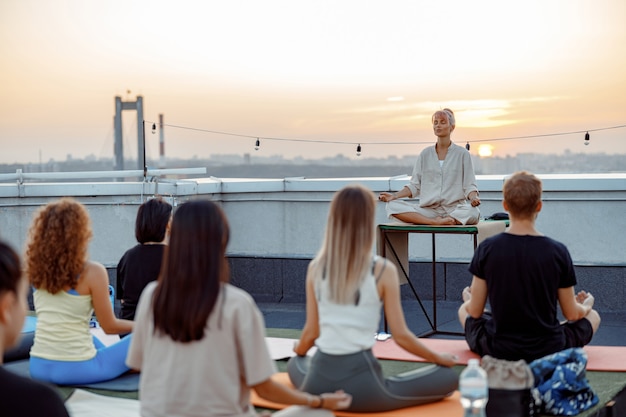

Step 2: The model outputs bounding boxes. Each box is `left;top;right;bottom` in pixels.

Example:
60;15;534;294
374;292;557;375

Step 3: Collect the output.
287;349;458;412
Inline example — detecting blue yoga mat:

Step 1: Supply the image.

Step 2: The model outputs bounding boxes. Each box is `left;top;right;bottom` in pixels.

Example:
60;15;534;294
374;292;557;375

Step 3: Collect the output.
3;316;37;362
3;359;139;392
22;315;37;333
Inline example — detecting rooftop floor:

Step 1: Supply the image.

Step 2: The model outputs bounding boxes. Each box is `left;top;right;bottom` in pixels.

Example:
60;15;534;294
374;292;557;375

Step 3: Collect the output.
258;299;626;346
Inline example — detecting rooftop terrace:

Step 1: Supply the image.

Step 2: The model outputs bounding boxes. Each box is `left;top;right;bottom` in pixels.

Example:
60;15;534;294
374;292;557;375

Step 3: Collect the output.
1;170;625;344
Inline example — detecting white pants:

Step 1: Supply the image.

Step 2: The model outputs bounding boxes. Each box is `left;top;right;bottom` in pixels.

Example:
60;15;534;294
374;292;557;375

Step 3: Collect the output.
386;199;480;225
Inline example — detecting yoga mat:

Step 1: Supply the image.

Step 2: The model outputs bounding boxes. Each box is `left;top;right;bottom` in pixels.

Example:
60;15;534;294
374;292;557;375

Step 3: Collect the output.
266;337;626;372
3;359;140;392
3;331;34;363
373;338;626;373
267;337;316;360
372;338;478;365
3;316;39;362
583;346;626;373
251;372;462;417
22;315;37;333
65;389;140;417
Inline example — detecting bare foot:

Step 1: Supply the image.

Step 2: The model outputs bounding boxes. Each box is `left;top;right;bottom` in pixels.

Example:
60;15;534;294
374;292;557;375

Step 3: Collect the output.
432;216;456;225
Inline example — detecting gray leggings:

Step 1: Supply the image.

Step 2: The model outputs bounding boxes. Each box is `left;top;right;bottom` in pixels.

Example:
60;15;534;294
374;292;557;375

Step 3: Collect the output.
287;349;458;412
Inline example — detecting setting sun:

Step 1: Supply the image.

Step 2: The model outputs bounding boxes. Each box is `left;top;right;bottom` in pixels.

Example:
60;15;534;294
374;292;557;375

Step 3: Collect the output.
478;144;495;158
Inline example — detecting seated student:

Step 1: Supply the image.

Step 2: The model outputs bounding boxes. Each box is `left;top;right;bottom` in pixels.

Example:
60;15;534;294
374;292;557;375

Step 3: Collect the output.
458;171;601;362
287;185;458;413
117;197;172;320
127;199;351;417
27;198;134;385
0;240;70;417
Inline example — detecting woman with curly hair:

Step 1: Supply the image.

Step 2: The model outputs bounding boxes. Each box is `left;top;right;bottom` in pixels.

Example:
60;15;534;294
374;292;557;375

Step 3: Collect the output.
27;198;133;385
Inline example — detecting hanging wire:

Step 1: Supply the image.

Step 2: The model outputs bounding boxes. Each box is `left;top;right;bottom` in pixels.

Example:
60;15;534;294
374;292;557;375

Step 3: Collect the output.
144;121;626;150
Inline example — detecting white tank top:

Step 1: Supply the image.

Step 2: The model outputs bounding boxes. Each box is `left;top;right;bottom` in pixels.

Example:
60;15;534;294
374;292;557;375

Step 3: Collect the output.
315;257;384;355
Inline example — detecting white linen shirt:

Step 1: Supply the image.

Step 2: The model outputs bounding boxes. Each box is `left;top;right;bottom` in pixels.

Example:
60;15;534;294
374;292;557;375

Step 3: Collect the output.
406;143;478;209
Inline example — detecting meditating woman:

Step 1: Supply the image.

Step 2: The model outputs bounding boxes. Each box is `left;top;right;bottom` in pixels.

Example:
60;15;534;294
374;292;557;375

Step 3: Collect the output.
127;199;351;417
0;240;70;416
379;108;480;225
288;184;458;412
27;198;133;385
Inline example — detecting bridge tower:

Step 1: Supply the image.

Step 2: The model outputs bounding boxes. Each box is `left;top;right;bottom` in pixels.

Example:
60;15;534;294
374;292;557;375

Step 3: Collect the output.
113;95;144;170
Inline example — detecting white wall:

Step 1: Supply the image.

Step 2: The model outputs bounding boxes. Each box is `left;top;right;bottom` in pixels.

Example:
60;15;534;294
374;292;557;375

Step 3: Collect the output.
0;174;625;267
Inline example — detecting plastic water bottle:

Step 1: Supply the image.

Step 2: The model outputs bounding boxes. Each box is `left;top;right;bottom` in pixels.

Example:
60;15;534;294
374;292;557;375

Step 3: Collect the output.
459;358;488;416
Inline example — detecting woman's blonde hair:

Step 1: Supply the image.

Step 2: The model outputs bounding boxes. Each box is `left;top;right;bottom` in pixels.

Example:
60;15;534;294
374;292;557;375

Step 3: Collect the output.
26;198;92;293
312;184;376;304
432;108;455;127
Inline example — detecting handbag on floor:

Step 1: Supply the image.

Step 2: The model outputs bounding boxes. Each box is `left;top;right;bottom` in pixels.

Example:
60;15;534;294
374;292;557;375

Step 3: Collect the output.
529;348;598;416
481;355;539;417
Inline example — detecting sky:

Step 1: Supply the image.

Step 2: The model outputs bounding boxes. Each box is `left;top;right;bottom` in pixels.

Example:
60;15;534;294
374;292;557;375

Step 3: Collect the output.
1;0;625;165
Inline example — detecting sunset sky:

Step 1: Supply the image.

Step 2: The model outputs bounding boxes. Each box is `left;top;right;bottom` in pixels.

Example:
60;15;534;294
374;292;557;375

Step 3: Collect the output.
1;0;625;165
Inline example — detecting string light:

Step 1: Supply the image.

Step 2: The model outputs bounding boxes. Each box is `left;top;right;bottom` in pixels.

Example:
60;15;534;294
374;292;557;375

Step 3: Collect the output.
151;123;156;134
254;138;260;151
356;144;362;156
145;121;626;151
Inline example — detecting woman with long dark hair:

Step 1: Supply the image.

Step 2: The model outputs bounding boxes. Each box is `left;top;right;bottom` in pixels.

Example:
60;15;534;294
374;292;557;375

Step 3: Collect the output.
127;199;351;416
117;197;172;321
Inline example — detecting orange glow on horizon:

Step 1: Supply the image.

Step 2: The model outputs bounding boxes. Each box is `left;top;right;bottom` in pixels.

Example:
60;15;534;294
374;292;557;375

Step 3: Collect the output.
0;0;624;164
478;144;495;158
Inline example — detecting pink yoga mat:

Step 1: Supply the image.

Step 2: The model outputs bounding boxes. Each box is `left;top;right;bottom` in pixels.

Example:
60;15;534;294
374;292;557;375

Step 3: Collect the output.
373;338;478;365
266;337;626;372
372;338;626;372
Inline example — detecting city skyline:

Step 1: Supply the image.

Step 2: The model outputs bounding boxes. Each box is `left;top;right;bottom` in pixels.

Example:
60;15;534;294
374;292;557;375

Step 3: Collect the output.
1;0;625;165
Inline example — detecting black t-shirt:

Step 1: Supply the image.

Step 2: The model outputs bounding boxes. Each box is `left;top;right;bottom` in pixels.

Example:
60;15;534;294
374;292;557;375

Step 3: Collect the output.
0;367;70;417
469;233;577;361
116;243;165;320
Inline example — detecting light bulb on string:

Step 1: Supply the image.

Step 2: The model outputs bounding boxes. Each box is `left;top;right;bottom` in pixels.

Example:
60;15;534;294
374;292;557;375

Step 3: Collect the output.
465;142;470;151
584;132;590;146
356;144;362;156
151;123;156;134
255;138;260;151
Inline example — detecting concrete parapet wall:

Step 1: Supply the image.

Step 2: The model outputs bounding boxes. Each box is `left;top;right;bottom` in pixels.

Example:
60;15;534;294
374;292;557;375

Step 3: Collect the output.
1;174;625;266
2;173;625;314
102;258;625;315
